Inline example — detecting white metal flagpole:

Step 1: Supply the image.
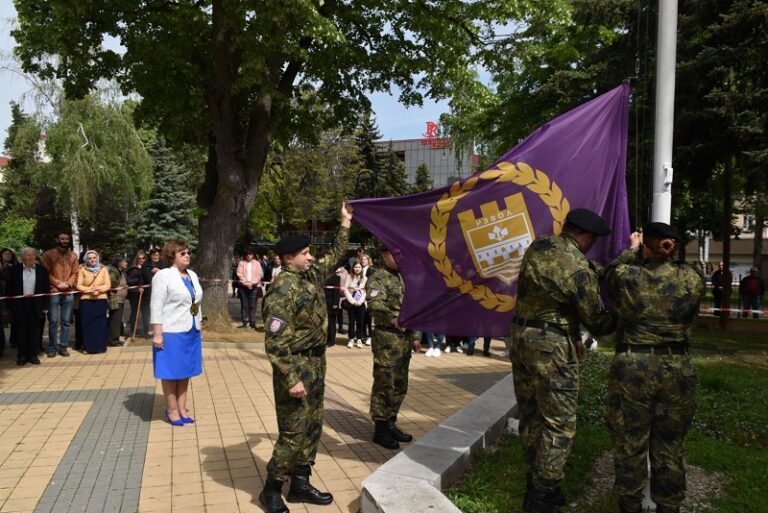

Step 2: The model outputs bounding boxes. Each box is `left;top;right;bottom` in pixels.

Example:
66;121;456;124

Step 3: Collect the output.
651;0;678;224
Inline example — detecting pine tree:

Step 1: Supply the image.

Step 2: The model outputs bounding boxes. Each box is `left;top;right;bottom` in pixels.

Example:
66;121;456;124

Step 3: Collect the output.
136;137;198;248
412;163;432;192
378;142;409;197
1;103;42;220
355;110;382;197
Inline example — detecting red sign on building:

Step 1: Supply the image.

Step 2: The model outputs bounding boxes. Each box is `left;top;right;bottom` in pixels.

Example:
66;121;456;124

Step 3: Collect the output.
420;122;453;150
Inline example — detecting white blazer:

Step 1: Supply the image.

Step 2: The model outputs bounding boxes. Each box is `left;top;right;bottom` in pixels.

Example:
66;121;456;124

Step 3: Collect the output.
150;266;203;333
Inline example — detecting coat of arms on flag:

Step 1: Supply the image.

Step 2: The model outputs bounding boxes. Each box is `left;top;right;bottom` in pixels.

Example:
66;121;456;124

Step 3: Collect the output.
457;192;534;284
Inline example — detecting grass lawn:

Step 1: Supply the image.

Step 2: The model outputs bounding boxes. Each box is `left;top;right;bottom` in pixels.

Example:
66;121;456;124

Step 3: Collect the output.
446;328;768;513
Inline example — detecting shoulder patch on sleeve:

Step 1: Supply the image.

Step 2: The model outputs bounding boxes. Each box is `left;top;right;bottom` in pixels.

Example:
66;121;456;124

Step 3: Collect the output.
369;289;381;298
266;316;287;334
277;279;292;293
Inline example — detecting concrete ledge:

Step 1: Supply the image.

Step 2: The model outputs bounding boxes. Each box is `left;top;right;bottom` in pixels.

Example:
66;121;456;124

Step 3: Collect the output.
361;373;516;513
361;472;462;513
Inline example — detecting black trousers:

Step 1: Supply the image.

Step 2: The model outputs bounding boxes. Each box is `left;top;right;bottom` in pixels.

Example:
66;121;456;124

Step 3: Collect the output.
326;307;338;345
11;299;43;361
347;304;366;340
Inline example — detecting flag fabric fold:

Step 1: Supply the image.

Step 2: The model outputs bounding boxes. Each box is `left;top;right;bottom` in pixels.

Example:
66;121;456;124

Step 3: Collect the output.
349;83;630;337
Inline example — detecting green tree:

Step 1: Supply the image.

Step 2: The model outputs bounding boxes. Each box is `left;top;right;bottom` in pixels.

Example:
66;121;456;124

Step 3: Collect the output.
13;0;569;326
135;137;198;249
0;217;35;251
1;102;43;220
442;1;654;226
257;131;361;237
378;142;409;197
355;110;382;197
412;162;433;192
43;96;152;219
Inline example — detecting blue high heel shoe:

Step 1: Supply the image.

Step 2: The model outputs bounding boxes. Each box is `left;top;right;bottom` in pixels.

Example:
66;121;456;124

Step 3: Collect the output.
165;409;185;427
180;413;195;424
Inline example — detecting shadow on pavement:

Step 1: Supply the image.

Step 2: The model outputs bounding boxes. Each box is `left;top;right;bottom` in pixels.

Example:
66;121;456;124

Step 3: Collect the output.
199;434;269;506
123;391;157;421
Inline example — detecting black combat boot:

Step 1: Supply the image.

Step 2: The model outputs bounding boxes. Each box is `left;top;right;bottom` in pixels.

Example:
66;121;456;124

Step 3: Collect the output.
655;505;680;513
259;475;289;513
373;420;400;449
286;465;333;505
524;486;563;513
388;417;413;443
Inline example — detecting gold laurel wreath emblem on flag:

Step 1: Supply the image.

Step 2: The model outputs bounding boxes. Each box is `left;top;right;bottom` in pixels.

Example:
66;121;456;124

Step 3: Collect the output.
428;161;570;312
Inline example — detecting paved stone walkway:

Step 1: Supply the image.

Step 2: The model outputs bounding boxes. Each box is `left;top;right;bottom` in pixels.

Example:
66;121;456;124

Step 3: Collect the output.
0;341;511;513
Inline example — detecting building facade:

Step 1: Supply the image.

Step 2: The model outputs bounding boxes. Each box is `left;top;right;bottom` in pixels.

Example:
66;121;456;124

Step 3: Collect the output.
374;136;478;189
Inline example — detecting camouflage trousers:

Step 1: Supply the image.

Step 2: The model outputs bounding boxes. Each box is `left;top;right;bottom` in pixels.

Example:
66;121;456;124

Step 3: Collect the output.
267;353;326;481
370;329;411;421
607;353;697;512
510;325;579;489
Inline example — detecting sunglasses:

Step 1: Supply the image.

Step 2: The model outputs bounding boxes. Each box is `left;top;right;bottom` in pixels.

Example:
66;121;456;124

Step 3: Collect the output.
178;250;191;256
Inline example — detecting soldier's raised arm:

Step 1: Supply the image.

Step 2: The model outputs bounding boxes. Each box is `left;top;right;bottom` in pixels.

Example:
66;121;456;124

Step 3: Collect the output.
316;202;352;281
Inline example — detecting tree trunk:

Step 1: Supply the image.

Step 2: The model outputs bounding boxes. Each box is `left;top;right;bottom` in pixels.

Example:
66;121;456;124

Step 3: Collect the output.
195;159;262;331
719;155;734;329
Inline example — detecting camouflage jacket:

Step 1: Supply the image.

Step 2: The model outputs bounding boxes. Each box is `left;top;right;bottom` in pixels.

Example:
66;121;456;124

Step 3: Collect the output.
263;227;349;385
515;233;615;337
602;249;705;345
366;266;421;341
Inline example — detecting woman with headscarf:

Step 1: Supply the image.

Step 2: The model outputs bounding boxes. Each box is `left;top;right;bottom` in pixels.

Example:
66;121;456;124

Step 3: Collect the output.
76;250;111;354
602;223;706;513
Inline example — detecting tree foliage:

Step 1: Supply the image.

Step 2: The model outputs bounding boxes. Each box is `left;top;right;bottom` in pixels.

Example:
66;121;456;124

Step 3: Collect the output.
413;162;433;192
0;217;36;251
378;142;409;198
11;0;572;325
1;102;43;220
134;137;198;249
256;130;361;237
442;0;768;254
43;96;152;218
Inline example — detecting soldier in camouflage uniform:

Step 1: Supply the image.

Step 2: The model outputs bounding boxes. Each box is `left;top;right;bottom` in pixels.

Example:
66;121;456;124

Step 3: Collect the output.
366;245;421;450
258;203;352;513
602;223;705;513
510;208;617;513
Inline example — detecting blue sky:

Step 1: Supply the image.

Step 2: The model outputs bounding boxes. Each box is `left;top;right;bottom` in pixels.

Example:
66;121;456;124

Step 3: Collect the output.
0;0;450;150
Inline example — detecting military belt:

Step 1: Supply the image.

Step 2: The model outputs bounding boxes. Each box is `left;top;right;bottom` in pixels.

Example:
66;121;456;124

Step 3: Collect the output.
295;346;326;358
615;343;689;355
515;318;572;338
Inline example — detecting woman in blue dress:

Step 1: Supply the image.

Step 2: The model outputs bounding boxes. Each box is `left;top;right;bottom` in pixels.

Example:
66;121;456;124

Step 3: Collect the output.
150;240;203;426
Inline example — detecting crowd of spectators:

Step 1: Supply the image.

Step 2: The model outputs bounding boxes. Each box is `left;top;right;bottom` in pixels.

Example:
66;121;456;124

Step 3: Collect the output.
0;233;182;366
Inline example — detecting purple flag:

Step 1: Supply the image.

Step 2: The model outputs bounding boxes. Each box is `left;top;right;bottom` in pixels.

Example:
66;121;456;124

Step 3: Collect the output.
350;83;630;337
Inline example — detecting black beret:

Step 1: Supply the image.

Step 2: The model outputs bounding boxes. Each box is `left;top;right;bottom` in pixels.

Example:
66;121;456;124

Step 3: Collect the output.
642;222;680;242
565;208;611;236
274;235;310;256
